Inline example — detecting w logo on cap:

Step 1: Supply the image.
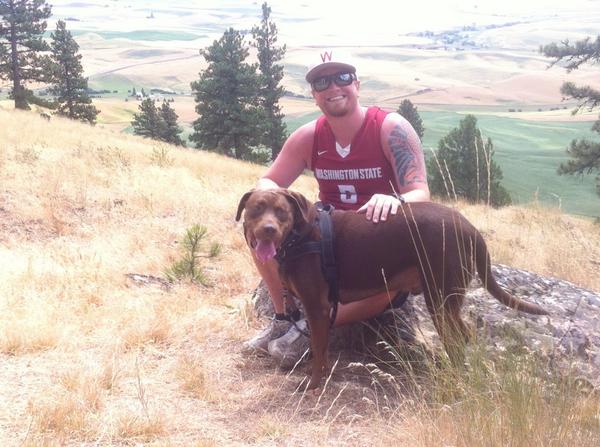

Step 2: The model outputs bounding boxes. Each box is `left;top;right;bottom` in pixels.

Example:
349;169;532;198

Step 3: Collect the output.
320;51;333;63
306;49;355;82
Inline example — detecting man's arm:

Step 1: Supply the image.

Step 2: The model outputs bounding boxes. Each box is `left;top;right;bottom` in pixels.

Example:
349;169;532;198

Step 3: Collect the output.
256;121;316;190
357;112;430;222
382;112;430;201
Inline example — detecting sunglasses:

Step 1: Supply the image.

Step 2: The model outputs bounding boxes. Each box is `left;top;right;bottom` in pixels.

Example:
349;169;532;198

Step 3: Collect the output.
311;72;357;92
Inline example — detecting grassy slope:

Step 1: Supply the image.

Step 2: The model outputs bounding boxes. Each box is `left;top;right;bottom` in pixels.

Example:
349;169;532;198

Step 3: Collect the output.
72;30;204;41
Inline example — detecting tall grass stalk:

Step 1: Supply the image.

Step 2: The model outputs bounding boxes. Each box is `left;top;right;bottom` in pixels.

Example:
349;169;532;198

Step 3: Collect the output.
369;329;600;447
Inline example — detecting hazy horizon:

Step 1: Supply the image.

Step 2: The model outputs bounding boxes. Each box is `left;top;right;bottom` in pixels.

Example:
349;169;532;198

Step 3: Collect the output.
47;0;599;47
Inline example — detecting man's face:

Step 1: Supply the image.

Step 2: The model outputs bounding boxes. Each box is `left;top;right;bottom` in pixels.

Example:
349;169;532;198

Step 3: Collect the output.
310;67;360;118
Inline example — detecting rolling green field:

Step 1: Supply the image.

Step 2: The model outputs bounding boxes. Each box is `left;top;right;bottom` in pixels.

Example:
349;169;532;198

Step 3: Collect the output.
69;30;204;41
421;111;598;217
284;110;599;218
88;74;137;96
88;73;190;97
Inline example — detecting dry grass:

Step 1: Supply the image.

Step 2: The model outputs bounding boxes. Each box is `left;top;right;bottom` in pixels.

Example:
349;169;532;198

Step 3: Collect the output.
115;413;167;442
370;343;600;447
0;107;598;445
460;202;600;290
176;353;215;401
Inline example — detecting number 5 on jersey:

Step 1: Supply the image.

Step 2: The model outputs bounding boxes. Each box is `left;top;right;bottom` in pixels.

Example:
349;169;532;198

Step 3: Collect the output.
338;185;357;205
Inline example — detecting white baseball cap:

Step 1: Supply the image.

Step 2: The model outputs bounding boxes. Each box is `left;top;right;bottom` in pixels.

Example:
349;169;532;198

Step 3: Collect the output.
305;49;356;83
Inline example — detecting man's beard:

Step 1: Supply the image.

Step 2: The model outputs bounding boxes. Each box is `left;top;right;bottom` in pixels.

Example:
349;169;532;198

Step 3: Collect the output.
321;99;352;118
325;106;350;117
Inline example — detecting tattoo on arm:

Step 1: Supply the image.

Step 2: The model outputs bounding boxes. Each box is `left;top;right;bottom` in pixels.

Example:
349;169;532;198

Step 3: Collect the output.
388;125;426;187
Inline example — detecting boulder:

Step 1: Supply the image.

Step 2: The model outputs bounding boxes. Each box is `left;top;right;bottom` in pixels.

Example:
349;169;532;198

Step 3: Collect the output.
250;264;600;389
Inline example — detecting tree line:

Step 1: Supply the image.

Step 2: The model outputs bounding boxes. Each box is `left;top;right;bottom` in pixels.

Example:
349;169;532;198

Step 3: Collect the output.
187;2;286;161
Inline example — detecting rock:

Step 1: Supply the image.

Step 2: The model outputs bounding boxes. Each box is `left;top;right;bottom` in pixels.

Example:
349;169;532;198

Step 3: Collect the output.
249;264;600;389
125;273;172;290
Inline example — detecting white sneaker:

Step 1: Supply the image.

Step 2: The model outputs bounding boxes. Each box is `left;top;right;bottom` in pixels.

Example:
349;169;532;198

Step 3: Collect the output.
242;318;293;355
268;319;311;368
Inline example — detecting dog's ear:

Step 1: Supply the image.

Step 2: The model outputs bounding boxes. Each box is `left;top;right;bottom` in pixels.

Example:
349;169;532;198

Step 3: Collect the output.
235;190;254;221
282;190;312;228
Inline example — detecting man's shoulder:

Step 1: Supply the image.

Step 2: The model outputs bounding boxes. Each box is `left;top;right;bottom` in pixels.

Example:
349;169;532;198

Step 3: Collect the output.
381;111;410;127
289;119;318;142
380;111;417;137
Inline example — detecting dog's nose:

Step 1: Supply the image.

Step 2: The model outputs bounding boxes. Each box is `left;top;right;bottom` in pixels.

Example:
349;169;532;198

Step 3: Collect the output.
261;223;277;237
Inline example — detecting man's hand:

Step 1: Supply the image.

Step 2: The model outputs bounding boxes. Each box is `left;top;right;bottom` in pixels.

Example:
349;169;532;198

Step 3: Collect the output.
256;178;280;190
357;194;402;223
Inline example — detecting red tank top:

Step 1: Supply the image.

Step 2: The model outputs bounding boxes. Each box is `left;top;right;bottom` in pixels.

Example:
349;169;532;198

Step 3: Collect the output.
311;107;396;210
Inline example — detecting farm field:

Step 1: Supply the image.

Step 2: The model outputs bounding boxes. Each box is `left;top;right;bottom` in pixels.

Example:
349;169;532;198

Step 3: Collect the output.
419;110;599;216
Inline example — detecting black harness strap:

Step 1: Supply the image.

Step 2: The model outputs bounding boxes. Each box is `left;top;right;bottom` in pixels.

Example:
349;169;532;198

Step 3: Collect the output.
275;205;339;329
317;205;339;326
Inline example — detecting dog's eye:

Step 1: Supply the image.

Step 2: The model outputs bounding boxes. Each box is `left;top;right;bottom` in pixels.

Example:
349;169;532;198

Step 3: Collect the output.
274;207;288;221
247;202;265;218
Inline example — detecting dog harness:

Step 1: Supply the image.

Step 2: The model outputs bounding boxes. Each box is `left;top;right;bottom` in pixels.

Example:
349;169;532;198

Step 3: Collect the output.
275;204;339;329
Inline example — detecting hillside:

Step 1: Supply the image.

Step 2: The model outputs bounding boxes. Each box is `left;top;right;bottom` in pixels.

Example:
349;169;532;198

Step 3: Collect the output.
0;109;599;445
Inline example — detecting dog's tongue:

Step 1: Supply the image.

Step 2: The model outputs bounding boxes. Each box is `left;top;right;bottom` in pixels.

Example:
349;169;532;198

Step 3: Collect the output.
255;240;276;263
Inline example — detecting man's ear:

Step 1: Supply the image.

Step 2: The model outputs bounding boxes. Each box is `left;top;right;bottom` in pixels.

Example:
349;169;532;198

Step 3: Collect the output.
235;190;254;221
282;190;312;228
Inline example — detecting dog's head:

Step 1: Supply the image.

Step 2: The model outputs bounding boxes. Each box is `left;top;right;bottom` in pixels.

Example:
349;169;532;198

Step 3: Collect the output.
236;189;313;263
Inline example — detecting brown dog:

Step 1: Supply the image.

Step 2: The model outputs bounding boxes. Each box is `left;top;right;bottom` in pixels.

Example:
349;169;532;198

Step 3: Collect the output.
236;189;547;389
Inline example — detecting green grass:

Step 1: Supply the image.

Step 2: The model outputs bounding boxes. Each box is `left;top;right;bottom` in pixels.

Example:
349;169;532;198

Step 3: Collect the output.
121;49;176;59
96;108;136;126
284;109;599;217
420;111;599;217
283;111;320;134
87;74;177;98
88;74;137;96
70;30;204;41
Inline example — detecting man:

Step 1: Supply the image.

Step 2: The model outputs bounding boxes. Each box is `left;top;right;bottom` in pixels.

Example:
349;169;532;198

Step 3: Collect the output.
243;49;430;365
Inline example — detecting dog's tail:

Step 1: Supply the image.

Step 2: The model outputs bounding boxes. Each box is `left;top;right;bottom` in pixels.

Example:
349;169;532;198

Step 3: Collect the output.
474;233;548;315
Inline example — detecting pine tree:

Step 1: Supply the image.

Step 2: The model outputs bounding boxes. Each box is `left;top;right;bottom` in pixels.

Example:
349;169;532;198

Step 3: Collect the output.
252;2;287;160
131;97;164;139
131;98;184;146
397;99;425;139
159;100;185;146
428;115;511;207
541;36;600;197
47;20;98;124
190;28;262;160
0;0;52;110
